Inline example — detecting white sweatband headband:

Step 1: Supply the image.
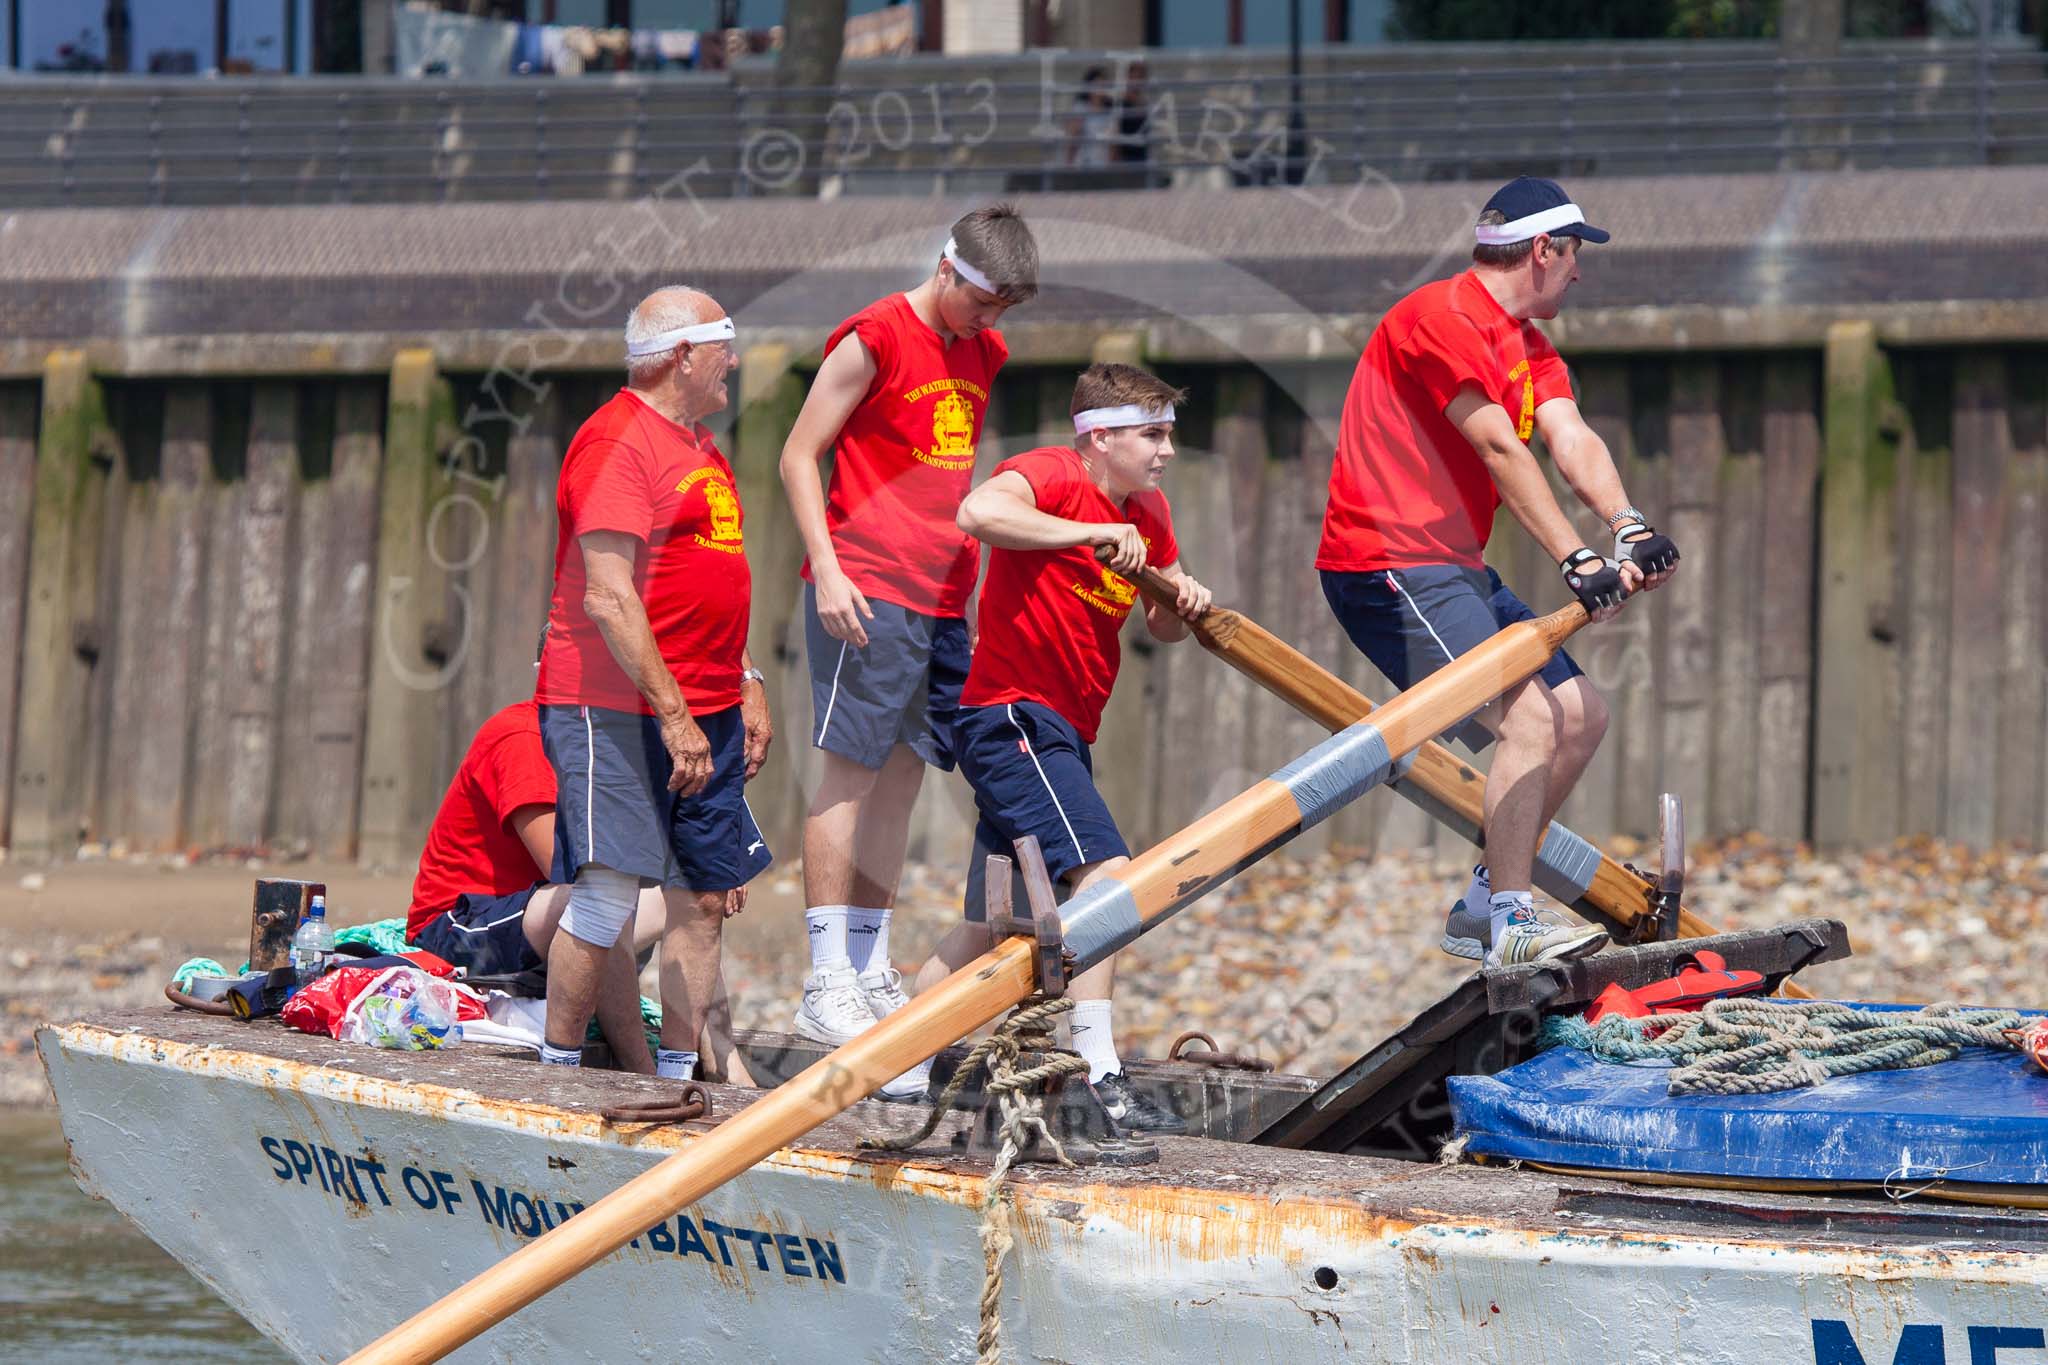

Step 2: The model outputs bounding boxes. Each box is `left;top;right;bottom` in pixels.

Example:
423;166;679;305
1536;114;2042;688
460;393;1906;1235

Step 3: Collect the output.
942;236;998;294
1475;203;1586;245
625;316;737;358
1074;403;1174;434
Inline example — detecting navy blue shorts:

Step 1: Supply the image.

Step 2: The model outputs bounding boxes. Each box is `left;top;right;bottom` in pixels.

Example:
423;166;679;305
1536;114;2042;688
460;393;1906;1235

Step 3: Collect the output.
411;887;545;977
1321;564;1585;752
952;701;1129;922
806;583;970;771
539;703;773;893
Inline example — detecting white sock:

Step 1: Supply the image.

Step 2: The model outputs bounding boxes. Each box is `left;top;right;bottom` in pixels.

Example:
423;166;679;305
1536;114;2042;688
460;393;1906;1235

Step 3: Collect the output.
805;905;853;973
539;1042;581;1068
1489;889;1535;939
849;907;890;975
1068;999;1122;1083
1460;863;1490;910
656;1048;698;1080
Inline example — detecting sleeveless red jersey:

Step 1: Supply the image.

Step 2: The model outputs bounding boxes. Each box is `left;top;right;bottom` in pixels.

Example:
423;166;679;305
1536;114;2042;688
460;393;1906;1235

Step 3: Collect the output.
803;293;1008;618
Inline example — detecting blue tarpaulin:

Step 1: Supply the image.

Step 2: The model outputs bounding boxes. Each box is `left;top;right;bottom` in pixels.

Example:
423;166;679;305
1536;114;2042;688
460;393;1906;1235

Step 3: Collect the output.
1450;1023;2048;1185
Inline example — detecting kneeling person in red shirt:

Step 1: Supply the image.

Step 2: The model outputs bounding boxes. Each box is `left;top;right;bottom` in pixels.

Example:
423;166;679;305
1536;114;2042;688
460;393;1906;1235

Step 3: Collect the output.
909;364;1211;1131
405;698;758;1081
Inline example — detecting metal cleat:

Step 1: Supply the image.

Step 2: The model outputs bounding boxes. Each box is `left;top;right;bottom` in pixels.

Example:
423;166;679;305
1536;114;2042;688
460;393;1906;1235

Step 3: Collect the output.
985;835;1074;1000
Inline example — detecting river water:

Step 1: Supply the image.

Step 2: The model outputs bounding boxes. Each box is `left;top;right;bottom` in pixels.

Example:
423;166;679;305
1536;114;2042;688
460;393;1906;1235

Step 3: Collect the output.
0;1111;285;1363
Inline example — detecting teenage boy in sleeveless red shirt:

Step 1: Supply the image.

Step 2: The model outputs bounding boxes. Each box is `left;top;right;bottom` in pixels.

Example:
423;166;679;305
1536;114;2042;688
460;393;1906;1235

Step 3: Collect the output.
535;287;773;1083
901;363;1212;1131
1318;178;1680;970
779;204;1039;1057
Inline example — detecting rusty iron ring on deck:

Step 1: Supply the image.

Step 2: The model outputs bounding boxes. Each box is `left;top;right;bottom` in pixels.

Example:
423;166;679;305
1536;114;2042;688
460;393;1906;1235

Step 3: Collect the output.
600;1082;714;1125
1166;1030;1274;1072
164;983;238;1017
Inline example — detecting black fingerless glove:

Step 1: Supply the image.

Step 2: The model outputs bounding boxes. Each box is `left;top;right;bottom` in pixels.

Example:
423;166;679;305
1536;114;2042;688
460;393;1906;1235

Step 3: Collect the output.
1612;519;1680;575
1561;547;1625;611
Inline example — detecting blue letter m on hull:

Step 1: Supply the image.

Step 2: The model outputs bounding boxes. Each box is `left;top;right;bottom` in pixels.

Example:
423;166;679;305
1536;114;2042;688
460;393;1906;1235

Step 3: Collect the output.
1814;1321;2048;1365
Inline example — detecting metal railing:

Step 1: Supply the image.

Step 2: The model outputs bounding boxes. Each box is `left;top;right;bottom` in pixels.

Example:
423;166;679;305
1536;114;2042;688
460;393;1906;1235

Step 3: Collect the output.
0;44;2042;207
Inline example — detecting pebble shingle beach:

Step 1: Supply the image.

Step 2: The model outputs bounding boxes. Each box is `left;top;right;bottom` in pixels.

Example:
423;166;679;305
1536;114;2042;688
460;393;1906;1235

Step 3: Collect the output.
10;838;2044;1104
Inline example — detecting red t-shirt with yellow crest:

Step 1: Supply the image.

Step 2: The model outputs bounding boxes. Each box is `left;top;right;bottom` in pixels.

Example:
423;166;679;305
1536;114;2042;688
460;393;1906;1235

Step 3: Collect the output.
959;446;1178;744
1317;269;1574;572
804;293;1007;618
537;388;751;715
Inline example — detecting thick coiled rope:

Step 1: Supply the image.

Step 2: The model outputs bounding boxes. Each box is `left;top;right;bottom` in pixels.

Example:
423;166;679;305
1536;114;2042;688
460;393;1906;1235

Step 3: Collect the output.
1542;998;2026;1096
860;998;1087;1364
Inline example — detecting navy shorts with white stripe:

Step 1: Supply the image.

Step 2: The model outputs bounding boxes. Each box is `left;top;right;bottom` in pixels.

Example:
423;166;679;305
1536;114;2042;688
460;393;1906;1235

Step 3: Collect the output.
1320;563;1583;753
539;702;773;893
952;700;1129;922
804;582;970;771
412;886;544;976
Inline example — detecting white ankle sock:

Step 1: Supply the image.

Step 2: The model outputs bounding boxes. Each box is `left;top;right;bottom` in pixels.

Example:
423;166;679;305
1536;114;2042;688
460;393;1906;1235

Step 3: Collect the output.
539;1042;581;1068
848;907;890;975
1068;999;1122;1083
805;905;853;973
1489;889;1534;938
656;1048;698;1080
1461;863;1490;909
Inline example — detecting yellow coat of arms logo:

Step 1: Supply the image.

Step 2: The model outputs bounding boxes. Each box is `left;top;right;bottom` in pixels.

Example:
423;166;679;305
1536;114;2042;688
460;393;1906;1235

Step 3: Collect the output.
924;392;976;469
704;478;742;543
1096;566;1137;608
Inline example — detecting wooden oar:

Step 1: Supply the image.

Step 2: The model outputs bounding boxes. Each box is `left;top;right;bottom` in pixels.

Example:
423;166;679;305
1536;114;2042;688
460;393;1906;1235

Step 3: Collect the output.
344;601;1593;1365
1117;563;1810;996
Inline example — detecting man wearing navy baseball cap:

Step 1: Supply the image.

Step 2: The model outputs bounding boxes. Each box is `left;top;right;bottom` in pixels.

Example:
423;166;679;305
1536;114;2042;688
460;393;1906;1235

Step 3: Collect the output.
1316;176;1679;969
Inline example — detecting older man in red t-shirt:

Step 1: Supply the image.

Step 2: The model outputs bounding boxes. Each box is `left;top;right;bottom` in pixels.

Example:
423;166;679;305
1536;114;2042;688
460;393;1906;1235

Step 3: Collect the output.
534;286;772;1082
1318;177;1680;970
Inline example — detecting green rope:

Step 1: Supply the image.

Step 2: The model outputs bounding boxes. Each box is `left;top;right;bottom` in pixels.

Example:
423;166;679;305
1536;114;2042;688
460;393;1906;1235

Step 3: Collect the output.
1542;999;2027;1096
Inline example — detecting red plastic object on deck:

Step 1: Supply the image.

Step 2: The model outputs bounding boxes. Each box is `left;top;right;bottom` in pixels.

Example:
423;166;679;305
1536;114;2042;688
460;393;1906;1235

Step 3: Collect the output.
1583;950;1768;1025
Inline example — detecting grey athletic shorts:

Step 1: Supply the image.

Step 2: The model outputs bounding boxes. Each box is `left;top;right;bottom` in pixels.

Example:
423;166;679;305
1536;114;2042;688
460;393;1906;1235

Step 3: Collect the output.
804;582;971;771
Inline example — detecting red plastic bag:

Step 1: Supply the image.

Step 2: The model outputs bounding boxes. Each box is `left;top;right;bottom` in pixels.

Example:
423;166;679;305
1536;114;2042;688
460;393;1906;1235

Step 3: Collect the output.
282;965;485;1039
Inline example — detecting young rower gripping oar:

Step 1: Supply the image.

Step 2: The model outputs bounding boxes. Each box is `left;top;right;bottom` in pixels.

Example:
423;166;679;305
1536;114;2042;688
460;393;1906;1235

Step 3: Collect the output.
905;362;1212;1132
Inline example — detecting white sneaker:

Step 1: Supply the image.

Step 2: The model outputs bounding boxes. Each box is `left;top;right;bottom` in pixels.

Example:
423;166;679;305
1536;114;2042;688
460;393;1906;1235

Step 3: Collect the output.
793;966;879;1046
859;965;912;1020
1483;909;1608;969
877;1059;932;1103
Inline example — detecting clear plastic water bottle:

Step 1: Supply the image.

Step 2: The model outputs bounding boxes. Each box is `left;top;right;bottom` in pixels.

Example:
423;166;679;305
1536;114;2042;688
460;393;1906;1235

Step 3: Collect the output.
290;894;334;981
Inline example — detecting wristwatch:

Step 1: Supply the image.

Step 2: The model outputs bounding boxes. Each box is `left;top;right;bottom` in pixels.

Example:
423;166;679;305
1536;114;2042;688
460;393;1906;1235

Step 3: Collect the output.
1604;505;1646;531
740;667;766;686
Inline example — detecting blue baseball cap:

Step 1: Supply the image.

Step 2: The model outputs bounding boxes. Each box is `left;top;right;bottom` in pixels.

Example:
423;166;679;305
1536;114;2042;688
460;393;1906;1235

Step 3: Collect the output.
1477;177;1610;246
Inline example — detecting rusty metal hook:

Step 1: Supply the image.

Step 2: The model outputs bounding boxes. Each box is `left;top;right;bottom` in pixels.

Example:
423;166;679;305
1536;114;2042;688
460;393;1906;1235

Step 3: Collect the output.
1166;1029;1274;1072
164;983;238;1016
600;1081;714;1125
